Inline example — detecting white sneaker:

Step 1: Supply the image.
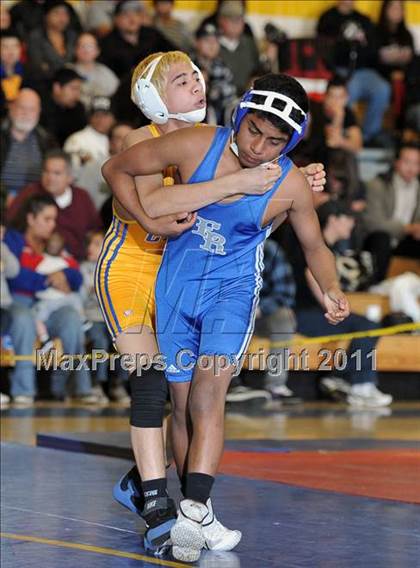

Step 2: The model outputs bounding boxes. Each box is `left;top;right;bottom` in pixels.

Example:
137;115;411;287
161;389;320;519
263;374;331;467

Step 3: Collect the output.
320;376;351;400
171;499;208;563
109;385;130;404
347;383;393;408
91;385;109;404
0;393;10;408
202;499;241;551
13;395;34;406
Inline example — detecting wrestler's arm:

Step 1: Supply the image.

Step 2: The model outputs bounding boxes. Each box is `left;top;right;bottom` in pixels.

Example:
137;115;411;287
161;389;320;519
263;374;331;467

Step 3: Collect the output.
111;131;193;233
103;127;279;218
270;168;350;324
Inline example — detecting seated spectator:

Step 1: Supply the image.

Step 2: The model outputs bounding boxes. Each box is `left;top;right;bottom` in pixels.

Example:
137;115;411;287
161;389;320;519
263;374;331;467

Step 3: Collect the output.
1;224;20;407
217;0;260;95
199;0;254;40
85;0;118;38
227;239;301;405
309;77;363;163
70;32;120;110
10;0;81;40
0;30;25;104
7;150;102;260
64;96;115;208
317;0;391;146
0;4;12;32
194;22;236;125
363;142;420;282
26;0;79;86
4;194;96;405
376;0;414;82
81;230;130;404
325;150;366;214
99;0;174;79
282;202;392;408
100;121;134;227
40;67;87;146
1;88;57;202
152;0;193;53
402;54;420;142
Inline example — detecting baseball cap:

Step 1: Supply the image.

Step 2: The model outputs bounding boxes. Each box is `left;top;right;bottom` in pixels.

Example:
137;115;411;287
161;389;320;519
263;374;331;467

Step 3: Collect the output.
195;23;220;40
218;0;245;19
90;96;112;114
114;0;146;16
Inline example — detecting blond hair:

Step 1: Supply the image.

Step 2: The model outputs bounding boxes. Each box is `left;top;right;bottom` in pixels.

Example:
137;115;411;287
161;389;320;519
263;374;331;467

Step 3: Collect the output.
131;51;193;104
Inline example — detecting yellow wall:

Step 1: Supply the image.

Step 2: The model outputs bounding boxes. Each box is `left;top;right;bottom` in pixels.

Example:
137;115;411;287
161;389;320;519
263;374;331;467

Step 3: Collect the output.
172;0;420;25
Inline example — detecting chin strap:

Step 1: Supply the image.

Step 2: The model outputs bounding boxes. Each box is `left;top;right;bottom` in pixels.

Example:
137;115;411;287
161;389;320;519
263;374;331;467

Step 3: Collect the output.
167;108;206;124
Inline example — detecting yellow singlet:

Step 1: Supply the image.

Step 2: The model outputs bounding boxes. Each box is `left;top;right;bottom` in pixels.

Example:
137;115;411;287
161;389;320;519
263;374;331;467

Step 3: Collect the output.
94;124;175;339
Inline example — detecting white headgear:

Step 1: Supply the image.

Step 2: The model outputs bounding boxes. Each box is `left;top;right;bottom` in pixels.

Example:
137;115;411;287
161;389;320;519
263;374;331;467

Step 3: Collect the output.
131;55;207;125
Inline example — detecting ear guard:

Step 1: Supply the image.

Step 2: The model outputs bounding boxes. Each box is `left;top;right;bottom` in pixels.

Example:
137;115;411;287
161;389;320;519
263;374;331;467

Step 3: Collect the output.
132;55;207;124
231;89;308;155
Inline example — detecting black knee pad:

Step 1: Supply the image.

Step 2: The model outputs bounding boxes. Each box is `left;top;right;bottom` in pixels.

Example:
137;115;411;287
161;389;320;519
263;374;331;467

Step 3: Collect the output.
130;369;168;428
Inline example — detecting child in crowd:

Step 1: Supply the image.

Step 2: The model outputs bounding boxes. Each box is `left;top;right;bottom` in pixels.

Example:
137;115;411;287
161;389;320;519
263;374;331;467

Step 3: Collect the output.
32;232;90;352
80;231;129;403
0;30;25;103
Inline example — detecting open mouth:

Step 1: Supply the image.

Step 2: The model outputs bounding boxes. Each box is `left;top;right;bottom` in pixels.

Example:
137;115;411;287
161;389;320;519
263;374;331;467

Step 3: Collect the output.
196;98;206;108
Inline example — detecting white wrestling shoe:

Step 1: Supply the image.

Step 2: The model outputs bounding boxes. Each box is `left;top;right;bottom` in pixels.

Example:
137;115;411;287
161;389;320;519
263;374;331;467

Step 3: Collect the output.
171;499;207;563
203;499;242;551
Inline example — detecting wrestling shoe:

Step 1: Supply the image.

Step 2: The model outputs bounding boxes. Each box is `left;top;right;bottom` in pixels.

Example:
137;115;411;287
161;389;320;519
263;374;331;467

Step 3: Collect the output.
142;496;177;557
203;499;241;551
171;499;208;563
113;465;144;514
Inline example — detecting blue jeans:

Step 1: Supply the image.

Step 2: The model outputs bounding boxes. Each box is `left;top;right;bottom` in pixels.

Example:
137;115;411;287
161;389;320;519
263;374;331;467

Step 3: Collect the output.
8;298;92;398
347;68;391;142
296;308;379;384
87;322;128;384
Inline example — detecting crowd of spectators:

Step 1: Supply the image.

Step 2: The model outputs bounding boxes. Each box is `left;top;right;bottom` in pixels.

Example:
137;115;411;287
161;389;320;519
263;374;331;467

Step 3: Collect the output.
0;0;419;408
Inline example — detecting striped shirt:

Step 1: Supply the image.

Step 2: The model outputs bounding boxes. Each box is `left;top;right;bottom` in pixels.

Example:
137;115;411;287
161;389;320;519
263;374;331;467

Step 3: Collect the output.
1;132;42;197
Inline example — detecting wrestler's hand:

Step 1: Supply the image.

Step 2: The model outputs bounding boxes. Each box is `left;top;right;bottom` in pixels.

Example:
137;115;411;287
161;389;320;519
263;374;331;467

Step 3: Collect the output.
323;287;350;325
239;162;283;195
301;163;326;192
151;212;197;237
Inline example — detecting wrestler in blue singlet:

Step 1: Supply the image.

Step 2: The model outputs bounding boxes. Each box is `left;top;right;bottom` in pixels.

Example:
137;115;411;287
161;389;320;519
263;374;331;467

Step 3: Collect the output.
155;126;293;382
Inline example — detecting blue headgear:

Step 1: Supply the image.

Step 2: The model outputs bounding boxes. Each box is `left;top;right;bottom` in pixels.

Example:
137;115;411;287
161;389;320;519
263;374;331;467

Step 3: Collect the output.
231;89;308;156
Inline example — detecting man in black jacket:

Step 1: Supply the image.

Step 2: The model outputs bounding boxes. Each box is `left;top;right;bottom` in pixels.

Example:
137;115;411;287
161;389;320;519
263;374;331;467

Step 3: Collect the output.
1;88;57;200
40;68;87;146
99;0;174;78
317;0;391;146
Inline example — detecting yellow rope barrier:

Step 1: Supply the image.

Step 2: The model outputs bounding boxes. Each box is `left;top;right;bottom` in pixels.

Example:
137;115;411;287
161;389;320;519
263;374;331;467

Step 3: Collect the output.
1;322;419;364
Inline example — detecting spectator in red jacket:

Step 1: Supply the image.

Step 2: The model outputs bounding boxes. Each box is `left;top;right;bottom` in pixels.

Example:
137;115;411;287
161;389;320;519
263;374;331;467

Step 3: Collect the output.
4;194;96;405
7;149;102;259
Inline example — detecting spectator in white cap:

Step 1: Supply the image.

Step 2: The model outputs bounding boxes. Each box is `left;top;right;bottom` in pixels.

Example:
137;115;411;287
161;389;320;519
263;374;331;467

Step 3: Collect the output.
64;96;115;208
217;0;260;94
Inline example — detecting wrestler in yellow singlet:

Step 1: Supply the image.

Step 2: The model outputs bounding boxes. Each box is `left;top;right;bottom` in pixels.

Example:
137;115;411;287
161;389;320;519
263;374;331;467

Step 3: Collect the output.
95;124;176;340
